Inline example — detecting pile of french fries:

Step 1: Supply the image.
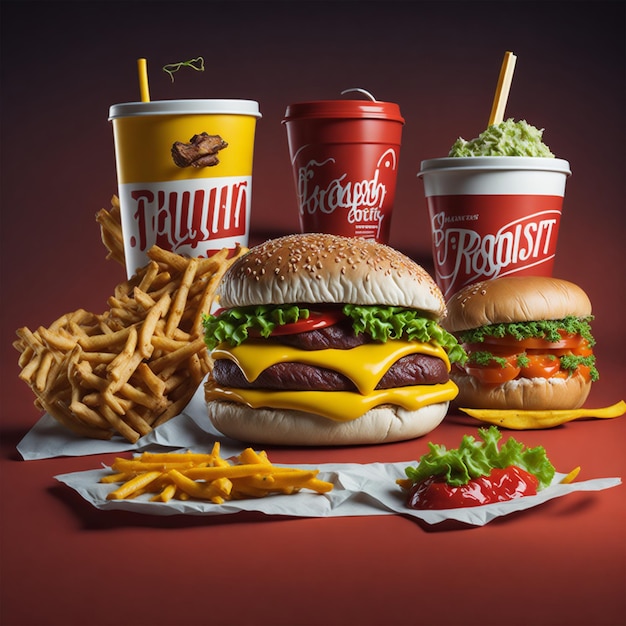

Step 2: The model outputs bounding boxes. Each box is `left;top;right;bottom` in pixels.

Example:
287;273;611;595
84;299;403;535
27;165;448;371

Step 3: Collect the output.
14;197;245;442
102;443;334;503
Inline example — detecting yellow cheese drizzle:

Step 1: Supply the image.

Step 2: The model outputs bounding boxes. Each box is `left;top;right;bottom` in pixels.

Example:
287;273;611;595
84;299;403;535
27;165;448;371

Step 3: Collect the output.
205;381;458;422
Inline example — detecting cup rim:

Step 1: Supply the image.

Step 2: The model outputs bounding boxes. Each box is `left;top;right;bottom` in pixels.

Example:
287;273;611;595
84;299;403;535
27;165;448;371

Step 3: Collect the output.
108;99;262;120
282;100;404;124
418;156;571;177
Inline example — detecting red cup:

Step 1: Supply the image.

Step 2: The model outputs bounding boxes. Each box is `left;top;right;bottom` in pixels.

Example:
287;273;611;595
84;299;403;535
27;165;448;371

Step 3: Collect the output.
418;156;572;300
282;98;404;244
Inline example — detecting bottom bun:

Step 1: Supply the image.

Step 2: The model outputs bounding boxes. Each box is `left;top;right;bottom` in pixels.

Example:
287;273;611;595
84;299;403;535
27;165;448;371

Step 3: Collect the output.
206;400;450;446
451;372;592;410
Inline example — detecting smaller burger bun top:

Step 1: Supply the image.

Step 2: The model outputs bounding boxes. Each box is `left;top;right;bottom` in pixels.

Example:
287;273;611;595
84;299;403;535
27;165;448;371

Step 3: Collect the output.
217;233;446;319
443;276;592;332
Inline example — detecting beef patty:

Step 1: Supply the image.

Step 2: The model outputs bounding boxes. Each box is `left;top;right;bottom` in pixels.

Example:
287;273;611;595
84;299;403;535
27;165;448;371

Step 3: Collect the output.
213;323;448;392
212;353;449;392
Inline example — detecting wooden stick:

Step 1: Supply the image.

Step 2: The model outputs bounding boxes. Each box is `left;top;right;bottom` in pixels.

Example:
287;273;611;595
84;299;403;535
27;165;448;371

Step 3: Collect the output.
488;51;517;126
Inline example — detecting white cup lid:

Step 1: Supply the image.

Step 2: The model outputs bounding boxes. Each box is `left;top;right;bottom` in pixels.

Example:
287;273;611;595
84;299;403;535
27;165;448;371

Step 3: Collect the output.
109;99;262;120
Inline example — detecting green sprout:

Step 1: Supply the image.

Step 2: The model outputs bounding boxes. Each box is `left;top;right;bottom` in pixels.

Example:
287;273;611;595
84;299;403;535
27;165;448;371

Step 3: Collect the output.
163;57;205;82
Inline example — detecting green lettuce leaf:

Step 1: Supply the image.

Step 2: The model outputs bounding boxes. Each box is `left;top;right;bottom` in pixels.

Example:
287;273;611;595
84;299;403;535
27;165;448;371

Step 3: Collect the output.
559;354;599;381
202;305;310;349
448;119;555;158
203;304;467;364
403;426;555;489
458;316;596;346
342;305;466;364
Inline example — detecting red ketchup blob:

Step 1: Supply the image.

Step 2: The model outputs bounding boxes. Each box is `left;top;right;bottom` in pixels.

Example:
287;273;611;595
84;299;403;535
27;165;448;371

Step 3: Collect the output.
407;466;539;510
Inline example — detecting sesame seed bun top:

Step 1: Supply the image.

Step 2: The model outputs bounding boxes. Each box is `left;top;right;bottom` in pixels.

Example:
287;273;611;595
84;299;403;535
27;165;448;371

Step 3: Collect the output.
216;233;447;319
443;276;592;332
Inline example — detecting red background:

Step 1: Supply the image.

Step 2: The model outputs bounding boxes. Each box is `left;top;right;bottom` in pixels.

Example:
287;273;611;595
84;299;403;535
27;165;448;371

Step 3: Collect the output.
1;2;624;626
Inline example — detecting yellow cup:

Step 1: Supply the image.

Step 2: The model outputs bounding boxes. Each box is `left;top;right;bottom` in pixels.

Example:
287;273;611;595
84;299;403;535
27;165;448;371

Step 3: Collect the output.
109;100;261;277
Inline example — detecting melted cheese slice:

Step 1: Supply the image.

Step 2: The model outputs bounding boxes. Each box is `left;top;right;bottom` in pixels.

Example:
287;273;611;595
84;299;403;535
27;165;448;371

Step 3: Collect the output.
212;340;451;395
205;381;458;422
208;339;458;421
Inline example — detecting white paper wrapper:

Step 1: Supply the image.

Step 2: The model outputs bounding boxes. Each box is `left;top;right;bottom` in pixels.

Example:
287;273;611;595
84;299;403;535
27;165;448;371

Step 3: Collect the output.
17;379;231;460
18;376;622;526
55;460;621;527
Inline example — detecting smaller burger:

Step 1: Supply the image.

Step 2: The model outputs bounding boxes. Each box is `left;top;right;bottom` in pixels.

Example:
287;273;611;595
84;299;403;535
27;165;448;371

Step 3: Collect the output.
202;233;466;446
443;276;599;410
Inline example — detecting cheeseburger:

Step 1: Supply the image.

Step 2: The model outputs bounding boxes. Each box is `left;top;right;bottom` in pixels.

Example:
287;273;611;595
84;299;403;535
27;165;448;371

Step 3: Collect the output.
202;233;465;446
443;276;598;410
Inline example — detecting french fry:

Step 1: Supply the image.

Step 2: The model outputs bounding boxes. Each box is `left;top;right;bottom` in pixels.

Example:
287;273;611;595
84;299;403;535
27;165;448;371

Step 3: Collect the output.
34;350;56;392
301;478;335;494
133;362;166;397
78;326;134;352
100;446;334;504
96;196;125;265
138;292;170;358
106;326;138;379
99;403;142;443
37;326;77;352
165;469;229;503
111;459;199;474
137;262;160;294
137;450;217;464
237;447;272;466
106;471;162;500
183;464;284;481
165;257;198;336
100;472;129;484
150;483;178;503
149;337;206;374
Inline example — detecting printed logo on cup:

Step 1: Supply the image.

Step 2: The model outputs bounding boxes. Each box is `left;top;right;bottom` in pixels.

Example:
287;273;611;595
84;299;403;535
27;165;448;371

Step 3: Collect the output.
428;195;562;299
119;177;250;261
295;146;398;242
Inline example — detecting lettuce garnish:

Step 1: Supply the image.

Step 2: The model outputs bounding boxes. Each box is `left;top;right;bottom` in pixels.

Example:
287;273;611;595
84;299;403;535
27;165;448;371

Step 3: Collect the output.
202;304;467;364
458;316;595;346
203;305;308;349
343;305;466;364
448;119;555;158
403;426;555;489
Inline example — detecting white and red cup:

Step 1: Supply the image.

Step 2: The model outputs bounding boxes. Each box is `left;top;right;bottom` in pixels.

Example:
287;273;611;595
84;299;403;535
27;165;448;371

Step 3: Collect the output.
282;99;404;244
109;99;261;278
418;156;571;300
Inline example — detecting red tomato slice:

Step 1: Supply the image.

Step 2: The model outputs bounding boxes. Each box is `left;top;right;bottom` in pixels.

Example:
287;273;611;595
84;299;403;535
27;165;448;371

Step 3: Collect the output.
464;355;521;384
552;364;592;382
463;342;516;357
519;355;562;379
525;344;593;357
568;340;593;357
250;308;346;337
481;331;585;352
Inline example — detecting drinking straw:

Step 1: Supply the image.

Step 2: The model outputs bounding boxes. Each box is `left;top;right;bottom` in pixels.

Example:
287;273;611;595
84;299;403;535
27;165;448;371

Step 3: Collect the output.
488;51;516;126
137;58;151;102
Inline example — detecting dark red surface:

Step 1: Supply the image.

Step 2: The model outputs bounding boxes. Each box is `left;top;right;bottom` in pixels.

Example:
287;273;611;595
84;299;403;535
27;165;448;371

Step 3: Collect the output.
1;2;624;626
